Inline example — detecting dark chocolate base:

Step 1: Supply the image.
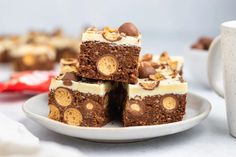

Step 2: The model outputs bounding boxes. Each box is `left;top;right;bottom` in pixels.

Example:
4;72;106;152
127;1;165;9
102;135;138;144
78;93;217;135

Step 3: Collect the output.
0;50;10;62
48;88;110;127
12;55;54;71
123;94;187;127
78;41;140;84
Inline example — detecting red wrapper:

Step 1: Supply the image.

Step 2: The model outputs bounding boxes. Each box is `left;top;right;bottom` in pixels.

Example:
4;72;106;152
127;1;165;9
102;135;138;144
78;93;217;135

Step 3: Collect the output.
0;71;55;94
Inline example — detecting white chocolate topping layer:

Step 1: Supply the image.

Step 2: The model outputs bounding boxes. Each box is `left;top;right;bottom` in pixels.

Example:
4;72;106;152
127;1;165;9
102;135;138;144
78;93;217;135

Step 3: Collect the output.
49;78;111;96
128;58;187;98
82;29;141;47
128;78;187;98
10;44;56;60
0;37;26;53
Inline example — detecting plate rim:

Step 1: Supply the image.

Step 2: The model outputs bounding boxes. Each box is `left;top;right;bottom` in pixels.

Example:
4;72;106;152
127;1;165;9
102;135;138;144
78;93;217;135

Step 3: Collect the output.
22;91;212;131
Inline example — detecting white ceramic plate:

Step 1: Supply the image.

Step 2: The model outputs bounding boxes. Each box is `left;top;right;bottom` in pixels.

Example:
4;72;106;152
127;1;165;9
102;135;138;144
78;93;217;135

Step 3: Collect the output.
22;92;211;143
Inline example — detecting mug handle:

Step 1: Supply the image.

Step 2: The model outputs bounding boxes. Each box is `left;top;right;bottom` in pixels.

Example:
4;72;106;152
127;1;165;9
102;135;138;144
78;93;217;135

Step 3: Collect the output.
208;36;224;98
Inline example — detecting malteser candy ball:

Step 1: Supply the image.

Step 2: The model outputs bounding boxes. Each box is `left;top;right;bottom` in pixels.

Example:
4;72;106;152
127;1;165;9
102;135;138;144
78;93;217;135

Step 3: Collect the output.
48;105;60;121
168;60;178;71
86;102;94;110
142;53;153;61
162;96;177;110
62;72;77;82
199;37;213;49
139;81;159;90
97;55;118;76
83;100;102;112
160;51;170;62
54;87;73;107
139;62;156;78
130;104;141;112
118;22;139;36
64;108;83;126
22;54;35;66
102;31;122;42
127;101;144;116
61;65;77;74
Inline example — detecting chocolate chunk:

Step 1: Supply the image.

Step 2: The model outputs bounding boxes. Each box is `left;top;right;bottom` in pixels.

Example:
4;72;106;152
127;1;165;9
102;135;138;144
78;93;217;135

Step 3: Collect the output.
138;62;156;78
61;72;78;86
150;62;159;69
118;22;139;37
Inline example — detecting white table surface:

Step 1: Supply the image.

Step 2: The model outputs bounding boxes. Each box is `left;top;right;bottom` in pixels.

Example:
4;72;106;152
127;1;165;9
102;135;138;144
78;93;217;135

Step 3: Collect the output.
1;39;236;157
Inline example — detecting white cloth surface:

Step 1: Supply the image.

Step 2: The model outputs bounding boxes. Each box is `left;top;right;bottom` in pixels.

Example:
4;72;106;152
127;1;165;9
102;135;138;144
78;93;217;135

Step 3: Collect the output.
0;112;84;157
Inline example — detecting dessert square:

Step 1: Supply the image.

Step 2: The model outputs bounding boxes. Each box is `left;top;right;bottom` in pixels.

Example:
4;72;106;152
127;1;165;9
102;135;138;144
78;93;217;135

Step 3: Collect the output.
11;44;56;71
27;30;80;62
78;23;141;84
48;73;112;127
123;53;187;126
0;35;25;63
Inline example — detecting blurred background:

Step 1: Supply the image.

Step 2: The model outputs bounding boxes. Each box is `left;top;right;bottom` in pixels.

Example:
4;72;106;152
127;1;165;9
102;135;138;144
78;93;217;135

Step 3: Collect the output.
0;0;235;54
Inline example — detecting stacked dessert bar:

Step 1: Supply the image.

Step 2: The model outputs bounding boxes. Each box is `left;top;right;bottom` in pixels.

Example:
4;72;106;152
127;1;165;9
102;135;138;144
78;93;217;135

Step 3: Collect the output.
48;58;111;127
48;22;188;127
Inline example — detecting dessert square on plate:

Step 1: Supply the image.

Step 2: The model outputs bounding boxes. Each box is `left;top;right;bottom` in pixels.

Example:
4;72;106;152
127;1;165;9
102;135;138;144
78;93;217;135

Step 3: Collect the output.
78;23;141;84
48;58;112;127
123;53;187;126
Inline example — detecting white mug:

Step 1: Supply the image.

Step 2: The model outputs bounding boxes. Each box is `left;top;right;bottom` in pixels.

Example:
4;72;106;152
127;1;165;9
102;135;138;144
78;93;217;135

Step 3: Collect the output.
208;20;236;137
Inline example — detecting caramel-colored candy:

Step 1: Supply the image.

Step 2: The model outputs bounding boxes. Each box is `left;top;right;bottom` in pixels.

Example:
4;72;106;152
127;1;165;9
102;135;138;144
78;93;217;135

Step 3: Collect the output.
127;100;144;116
97;55;118;76
82;100;102;112
149;72;165;81
64;108;83;126
168;60;178;71
54;87;73;107
159;51;170;62
102;27;122;42
60;58;78;74
162;96;177;110
48;105;60;121
142;53;153;61
22;54;35;66
139;81;160;90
